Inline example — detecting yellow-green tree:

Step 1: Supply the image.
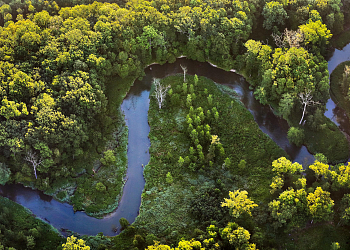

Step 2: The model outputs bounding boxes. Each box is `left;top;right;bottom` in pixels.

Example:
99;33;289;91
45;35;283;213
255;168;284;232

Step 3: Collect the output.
307;187;334;221
221;190;258;218
62;236;90;250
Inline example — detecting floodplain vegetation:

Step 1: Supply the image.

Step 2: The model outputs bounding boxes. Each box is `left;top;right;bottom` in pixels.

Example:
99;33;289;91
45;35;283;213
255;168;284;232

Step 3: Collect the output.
0;0;350;249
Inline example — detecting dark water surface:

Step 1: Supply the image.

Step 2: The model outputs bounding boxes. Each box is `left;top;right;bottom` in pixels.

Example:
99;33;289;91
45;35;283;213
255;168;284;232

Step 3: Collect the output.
1;46;350;235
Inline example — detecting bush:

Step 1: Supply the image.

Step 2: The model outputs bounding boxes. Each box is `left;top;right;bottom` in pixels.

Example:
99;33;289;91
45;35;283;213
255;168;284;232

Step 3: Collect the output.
95;182;106;192
287;127;304;147
0;163;11;185
119;217;130;229
166;172;173;184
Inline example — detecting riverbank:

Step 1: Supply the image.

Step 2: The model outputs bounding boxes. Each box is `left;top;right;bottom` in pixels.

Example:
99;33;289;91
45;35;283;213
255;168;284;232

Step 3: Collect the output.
330;61;350;114
134;74;287;241
0;196;63;250
47;76;133;216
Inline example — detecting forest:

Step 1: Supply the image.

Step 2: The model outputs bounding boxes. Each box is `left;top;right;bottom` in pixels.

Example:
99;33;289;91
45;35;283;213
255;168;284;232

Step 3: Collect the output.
0;0;350;249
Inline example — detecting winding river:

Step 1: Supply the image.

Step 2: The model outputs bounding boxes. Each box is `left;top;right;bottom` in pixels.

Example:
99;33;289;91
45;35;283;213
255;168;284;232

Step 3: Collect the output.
0;44;349;236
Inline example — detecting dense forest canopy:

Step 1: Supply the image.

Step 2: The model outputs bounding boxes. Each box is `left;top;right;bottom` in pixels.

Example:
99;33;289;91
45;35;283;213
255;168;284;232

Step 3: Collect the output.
0;0;350;249
0;0;348;185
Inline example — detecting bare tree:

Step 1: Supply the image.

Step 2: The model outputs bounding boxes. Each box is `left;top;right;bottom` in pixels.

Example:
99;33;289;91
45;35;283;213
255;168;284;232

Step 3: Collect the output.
342;65;350;93
180;64;187;82
272;29;304;48
299;90;319;125
271;32;285;48
284;29;304;48
25;151;43;179
152;78;170;109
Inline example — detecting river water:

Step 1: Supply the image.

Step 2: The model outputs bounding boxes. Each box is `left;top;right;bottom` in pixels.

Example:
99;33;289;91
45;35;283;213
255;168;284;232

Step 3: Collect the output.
0;45;349;236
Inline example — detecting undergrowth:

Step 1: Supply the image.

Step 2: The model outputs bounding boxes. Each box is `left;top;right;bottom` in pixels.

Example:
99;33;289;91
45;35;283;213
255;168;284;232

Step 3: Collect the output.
134;75;287;243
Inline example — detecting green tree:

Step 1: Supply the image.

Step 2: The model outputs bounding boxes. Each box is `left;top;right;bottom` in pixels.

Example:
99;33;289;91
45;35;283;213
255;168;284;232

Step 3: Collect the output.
166;172;173;184
95;182;106;192
119;217;130;229
287;127;304;147
0;163;11;185
100;150;116;166
262;2;288;30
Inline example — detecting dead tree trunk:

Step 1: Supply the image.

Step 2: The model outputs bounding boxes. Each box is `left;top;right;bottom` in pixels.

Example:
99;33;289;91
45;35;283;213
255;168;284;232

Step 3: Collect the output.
25;151;42;179
180;64;187;82
299;90;319;125
152;78;170;109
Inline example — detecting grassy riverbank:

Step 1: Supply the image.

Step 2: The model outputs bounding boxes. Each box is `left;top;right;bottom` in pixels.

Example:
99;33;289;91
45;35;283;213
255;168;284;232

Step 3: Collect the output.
0;196;63;250
68;76;134;215
330;61;350;115
36;76;134;216
134;74;287;242
287;107;349;164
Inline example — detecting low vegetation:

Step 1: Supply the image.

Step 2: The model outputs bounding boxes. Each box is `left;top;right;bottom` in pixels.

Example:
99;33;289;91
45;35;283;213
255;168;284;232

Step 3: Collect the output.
0;196;63;250
134;74;287;243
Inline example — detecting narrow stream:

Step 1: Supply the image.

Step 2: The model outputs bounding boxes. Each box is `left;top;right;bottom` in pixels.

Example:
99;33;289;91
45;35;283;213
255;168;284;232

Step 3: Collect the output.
0;44;349;236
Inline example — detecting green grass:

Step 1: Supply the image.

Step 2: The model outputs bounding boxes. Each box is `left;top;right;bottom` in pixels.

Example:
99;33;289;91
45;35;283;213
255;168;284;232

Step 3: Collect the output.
279;223;350;250
287;100;350;164
134;75;287;242
0;196;63;250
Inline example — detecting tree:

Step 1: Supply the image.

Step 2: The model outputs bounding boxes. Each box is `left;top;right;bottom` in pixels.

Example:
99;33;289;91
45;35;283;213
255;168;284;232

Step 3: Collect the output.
298;90;319;125
24;150;43;179
307;187;334;221
279;93;294;119
166;172;173;184
269;188;307;227
119;217;130;229
299;20;332;53
0;162;11;185
95;182;106;192
146;241;172;250
62;236;90;250
262;2;288;30
309;161;331;180
152;78;170;110
287;127;304;146
100;150;116;166
220;222;257;250
180;64;188;82
221;190;258;218
271;157;303;176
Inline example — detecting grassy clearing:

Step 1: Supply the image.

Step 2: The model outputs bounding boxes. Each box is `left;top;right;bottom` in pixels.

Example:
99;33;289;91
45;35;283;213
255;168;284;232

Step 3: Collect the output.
279;223;350;250
134;75;287;241
0;196;63;250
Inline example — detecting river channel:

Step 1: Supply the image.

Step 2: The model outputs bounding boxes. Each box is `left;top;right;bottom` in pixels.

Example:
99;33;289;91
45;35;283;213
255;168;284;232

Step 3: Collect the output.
0;44;349;236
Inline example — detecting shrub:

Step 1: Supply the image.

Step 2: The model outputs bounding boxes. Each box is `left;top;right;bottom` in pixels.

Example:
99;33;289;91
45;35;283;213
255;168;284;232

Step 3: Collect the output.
95;182;106;192
287;127;304;147
166;172;173;184
119;217;130;229
0;162;11;185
